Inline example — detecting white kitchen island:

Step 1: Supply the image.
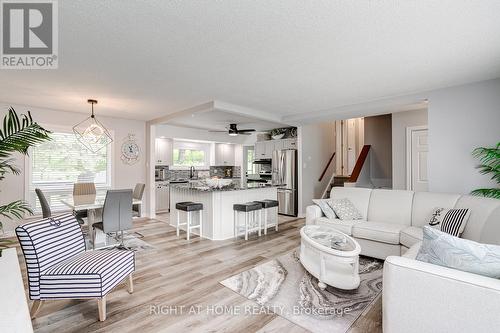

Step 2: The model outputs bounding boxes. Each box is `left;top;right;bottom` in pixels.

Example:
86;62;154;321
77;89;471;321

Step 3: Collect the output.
170;183;279;240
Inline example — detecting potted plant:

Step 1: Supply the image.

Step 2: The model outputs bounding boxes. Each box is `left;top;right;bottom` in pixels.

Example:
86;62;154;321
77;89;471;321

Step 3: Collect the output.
270;128;286;140
471;142;500;199
0;108;51;256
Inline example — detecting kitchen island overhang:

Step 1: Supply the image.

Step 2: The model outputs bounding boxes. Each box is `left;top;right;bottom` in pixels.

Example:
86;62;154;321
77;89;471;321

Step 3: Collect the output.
170;184;279;240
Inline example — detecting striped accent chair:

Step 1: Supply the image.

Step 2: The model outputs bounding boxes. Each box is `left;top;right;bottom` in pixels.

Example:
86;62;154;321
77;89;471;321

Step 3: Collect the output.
16;213;135;321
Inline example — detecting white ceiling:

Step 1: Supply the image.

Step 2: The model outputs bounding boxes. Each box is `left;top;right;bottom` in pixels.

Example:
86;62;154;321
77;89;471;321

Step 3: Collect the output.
1;1;500;123
168;108;286;132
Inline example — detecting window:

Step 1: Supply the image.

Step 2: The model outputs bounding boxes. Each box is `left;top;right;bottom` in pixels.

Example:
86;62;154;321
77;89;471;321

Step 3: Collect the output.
27;131;112;213
246;148;257;175
172;140;210;168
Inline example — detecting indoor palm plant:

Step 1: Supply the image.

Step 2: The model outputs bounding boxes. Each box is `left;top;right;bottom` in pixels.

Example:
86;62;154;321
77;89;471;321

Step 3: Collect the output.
0;108;51;255
471;142;500;199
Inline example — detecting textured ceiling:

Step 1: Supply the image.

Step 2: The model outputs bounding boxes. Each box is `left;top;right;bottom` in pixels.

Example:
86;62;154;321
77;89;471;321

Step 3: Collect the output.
1;1;499;122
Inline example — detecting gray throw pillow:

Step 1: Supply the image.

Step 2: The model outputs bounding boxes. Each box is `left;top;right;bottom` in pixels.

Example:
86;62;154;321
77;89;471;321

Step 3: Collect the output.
328;198;363;220
312;199;337;219
416;226;500;279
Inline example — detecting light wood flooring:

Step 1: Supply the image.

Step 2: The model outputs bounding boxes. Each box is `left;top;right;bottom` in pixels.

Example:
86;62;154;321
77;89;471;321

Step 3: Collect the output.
12;214;382;333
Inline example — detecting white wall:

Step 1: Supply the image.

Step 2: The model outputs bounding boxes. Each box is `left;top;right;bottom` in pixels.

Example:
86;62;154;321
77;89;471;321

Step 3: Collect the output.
391;108;428;190
0;103;146;233
298;122;335;215
427;79;500;194
363;114;392;188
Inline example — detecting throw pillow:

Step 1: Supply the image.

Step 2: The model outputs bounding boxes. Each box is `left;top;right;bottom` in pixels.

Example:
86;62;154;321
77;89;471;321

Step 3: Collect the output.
328;198;363;220
428;207;470;237
416;226;500;279
312;199;337;219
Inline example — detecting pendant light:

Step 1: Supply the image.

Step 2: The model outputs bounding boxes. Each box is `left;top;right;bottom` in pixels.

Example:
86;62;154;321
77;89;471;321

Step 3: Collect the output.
73;99;113;153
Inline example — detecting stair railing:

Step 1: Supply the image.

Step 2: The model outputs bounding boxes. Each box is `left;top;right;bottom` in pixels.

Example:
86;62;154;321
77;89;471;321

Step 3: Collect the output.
348;145;371;183
318;152;336;182
319;152;336;199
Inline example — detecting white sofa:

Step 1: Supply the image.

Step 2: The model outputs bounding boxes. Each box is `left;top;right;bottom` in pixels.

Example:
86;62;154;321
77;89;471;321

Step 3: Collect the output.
306;187;500;333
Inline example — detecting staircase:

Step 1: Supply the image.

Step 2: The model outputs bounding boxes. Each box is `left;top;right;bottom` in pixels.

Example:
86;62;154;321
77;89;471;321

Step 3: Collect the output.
321;145;371;198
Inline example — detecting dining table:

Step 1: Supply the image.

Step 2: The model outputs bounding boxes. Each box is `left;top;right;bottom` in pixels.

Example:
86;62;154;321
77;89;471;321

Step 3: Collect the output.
60;192;142;247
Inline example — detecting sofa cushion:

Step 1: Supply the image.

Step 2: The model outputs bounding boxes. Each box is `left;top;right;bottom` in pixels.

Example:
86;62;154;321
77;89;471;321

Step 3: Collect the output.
367;189;414;225
400;226;423;248
455;195;500;244
330;187;372;219
411;192;460;227
416;226;500;279
352;221;406;245
312;199;337;219
315;217;363;236
328;198;363;220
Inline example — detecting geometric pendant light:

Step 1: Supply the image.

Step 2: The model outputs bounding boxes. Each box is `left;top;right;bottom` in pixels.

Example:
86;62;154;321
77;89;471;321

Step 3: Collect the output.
73;99;113;153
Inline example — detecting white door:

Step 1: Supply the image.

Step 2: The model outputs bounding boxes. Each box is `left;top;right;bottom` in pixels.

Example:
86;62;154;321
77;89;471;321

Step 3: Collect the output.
408;128;428;191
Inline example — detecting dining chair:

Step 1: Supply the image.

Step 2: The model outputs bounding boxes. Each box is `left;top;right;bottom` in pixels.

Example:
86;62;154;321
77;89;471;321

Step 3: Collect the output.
15;213;135;322
73;182;97;224
92;189;133;249
35;188;51;218
132;183;145;217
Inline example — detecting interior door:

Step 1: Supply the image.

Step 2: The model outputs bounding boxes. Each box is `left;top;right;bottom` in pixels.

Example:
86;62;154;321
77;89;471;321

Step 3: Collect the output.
410;129;429;191
346;119;357;175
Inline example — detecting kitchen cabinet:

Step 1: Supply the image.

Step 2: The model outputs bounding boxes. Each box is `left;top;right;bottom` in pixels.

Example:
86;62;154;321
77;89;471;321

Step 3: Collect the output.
214;143;235;165
254;138;297;159
155;182;170;212
155;138;172;165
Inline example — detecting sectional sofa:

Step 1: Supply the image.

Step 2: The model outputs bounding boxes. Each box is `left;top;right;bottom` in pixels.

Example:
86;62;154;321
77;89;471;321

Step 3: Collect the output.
306;187;500;333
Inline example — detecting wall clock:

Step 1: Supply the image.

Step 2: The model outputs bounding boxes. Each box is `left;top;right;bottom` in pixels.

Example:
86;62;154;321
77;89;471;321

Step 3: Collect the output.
121;134;140;165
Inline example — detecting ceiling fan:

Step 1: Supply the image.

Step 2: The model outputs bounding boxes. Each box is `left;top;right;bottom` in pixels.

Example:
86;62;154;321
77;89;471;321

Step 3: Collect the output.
209;123;256;136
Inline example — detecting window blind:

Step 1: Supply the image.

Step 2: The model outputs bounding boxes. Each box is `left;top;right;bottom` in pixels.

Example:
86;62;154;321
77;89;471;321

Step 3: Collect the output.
28;131;111;213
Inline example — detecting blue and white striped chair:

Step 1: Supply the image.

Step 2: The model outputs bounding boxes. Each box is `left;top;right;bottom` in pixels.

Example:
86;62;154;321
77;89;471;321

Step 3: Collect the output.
16;213;135;321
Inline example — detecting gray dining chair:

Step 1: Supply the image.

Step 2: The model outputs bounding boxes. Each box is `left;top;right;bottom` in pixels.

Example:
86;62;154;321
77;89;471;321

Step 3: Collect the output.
92;189;133;249
35;188;51;218
132;183;145;217
73;182;97;224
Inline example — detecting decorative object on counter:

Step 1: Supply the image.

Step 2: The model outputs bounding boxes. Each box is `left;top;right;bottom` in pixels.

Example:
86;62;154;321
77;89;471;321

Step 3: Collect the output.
201;178;233;189
471;142;499;199
0;108;51;256
121;133;140;165
73;99;113;153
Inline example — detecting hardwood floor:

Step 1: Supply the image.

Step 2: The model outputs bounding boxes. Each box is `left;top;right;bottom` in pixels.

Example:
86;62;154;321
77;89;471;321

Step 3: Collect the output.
13;215;382;333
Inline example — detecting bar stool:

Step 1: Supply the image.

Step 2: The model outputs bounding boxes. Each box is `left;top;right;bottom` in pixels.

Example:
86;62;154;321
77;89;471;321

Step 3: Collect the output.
233;202;263;240
254;200;279;234
176;201;203;240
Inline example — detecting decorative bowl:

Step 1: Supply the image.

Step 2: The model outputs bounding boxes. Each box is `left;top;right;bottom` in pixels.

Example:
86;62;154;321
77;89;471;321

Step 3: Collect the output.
201;178;233;189
271;133;285;140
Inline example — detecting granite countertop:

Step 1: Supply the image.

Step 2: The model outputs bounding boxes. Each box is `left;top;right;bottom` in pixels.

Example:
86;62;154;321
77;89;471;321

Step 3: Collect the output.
169;180;283;192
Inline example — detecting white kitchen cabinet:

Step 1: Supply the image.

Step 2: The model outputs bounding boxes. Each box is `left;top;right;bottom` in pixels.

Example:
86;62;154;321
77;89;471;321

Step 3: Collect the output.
155;138;172;165
282;138;297;149
155;182;170;212
214;143;235;166
254;138;297;159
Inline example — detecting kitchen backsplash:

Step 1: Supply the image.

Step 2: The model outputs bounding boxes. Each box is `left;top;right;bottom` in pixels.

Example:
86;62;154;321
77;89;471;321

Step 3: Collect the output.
158;166;241;180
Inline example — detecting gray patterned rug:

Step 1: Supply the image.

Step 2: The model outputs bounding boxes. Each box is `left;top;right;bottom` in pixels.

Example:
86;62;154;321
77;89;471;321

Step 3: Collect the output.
221;249;383;333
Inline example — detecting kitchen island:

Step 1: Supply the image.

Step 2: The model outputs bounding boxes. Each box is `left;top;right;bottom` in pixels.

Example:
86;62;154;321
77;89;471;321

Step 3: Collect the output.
170;182;279;240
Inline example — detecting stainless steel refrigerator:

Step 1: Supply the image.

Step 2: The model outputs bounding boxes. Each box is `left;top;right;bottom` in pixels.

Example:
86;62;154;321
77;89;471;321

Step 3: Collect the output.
272;149;298;216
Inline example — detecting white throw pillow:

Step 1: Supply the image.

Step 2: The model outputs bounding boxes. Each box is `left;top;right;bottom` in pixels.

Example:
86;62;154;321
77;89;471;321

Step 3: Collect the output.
328;198;363;220
416;226;500;279
312;199;337;219
428;207;470;237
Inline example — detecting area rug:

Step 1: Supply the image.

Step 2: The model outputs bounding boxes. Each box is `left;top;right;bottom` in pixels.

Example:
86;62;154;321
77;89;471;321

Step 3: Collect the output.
220;249;383;333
